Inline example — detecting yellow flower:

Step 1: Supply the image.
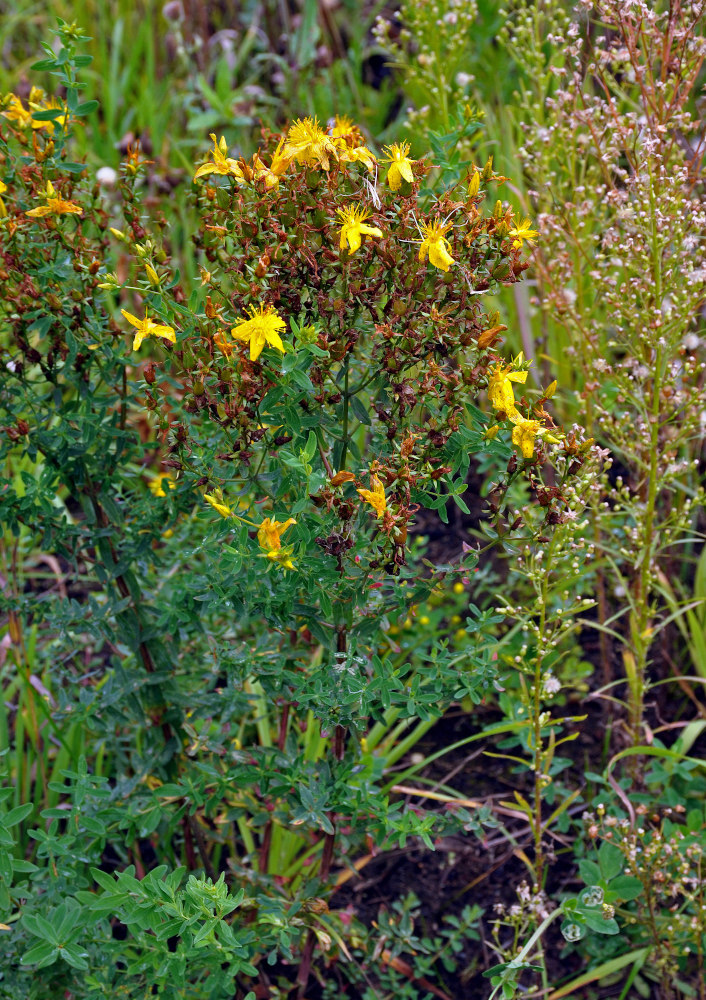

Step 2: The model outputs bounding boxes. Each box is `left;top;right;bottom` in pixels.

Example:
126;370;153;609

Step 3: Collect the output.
26;180;83;219
381;142;416;190
252;137;291;188
332;117;377;172
508;216;538;249
487;360;528;418
121;309;176;351
28;94;69;133
149;474;176;497
418;218;455;272
337;205;383;255
1;93;33;128
194;134;244;181
283;117;338;171
331;115;355;139
0;180;6;219
257;516;296;570
357;476;387;517
264;546;296;571
257;516;296;551
204;489;234;518
339;144;377;171
512;417;541;459
231;304;286;362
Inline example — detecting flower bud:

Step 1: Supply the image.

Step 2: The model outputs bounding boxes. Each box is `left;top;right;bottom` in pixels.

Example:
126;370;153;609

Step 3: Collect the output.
144;263;160;286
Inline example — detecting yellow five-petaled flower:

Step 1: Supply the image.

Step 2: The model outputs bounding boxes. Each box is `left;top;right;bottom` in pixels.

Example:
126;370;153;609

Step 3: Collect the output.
257;516;296;570
337;205;383;255
332;116;377;172
418;218;455;272
231;304;287;362
508;216;538;249
194;134;244;181
357;476;387;518
283;117;338;171
381;142;416;191
121;309;176;351
26;180;82;219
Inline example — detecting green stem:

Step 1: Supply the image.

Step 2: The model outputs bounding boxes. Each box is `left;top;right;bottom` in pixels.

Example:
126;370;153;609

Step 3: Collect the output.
629;158;663;745
339;359;350;471
487;906;563;1000
531;530;558;890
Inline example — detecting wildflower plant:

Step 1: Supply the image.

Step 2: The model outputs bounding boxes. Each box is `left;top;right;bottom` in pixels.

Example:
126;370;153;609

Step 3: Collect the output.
502;0;706;745
0;22;593;1000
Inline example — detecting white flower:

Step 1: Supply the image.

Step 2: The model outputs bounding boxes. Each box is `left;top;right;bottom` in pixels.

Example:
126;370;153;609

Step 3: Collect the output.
96;166;118;187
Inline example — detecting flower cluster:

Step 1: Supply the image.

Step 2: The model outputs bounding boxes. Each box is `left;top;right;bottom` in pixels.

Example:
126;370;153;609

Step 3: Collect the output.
1;87;69;133
109;112;570;580
486;356;560;459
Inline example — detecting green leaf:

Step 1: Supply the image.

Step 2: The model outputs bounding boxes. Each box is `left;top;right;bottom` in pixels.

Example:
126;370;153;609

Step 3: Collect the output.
21;942;58;968
29;108;65;122
76;100;99;115
23;913;58;944
598;841;623;881
60;946;89;970
90;867;118;892
350;396;371;426
302;430;318;462
583;913;620;935
578;859;602;884
12;859;38;874
609;875;643;901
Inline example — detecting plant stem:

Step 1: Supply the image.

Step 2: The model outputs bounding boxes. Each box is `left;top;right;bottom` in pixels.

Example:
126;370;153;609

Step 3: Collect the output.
627;158;663;747
339;359;350;472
